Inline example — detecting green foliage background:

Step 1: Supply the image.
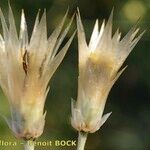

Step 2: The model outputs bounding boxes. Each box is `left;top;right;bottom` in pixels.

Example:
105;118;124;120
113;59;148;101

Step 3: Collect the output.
0;0;149;149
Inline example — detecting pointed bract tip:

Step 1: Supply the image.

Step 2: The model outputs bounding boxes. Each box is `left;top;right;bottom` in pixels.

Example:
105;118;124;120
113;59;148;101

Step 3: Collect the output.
76;7;81;18
131;17;142;31
67;6;70;12
77;7;80;13
21;9;24;13
21;9;25;18
108;8;114;23
8;2;13;12
64;7;69;18
111;7;114;13
70;30;77;41
59;8;69;26
114;65;128;81
41;9;46;20
76;8;82;24
0;7;3;16
67;11;75;27
36;9;41;20
71;12;76;20
136;17;142;24
44;8;46;12
21;9;26;31
43;111;47;117
141;29;146;35
73;29;77;36
8;0;11;8
93;19;99;33
66;12;75;30
38;8;41;13
101;19;105;27
95;19;99;26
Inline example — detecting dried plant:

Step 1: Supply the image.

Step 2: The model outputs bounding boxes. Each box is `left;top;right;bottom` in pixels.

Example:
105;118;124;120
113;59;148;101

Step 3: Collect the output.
71;9;145;150
0;5;75;150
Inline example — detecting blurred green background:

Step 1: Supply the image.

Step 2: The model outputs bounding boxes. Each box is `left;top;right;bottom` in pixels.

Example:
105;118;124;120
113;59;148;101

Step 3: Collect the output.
0;0;149;150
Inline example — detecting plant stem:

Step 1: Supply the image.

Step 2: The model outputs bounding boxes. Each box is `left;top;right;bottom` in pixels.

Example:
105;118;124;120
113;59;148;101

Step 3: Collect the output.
77;131;88;150
24;140;35;150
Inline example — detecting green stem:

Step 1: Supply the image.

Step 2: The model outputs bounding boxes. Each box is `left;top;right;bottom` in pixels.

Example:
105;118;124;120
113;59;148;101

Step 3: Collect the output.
77;131;88;150
24;140;35;150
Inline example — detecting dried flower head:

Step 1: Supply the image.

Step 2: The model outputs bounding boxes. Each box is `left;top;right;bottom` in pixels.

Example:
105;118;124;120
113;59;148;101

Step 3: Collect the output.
0;5;75;140
71;9;145;133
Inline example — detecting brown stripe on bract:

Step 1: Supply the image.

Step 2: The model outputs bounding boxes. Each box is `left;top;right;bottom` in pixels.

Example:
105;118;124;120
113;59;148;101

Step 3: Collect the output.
22;49;29;75
39;54;47;78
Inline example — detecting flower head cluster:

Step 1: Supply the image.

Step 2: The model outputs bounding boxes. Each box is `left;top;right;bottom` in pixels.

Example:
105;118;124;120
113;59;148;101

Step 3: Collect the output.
71;9;144;133
0;6;75;140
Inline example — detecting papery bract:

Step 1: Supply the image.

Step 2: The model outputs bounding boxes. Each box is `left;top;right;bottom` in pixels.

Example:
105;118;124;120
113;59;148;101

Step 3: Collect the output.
0;6;75;140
